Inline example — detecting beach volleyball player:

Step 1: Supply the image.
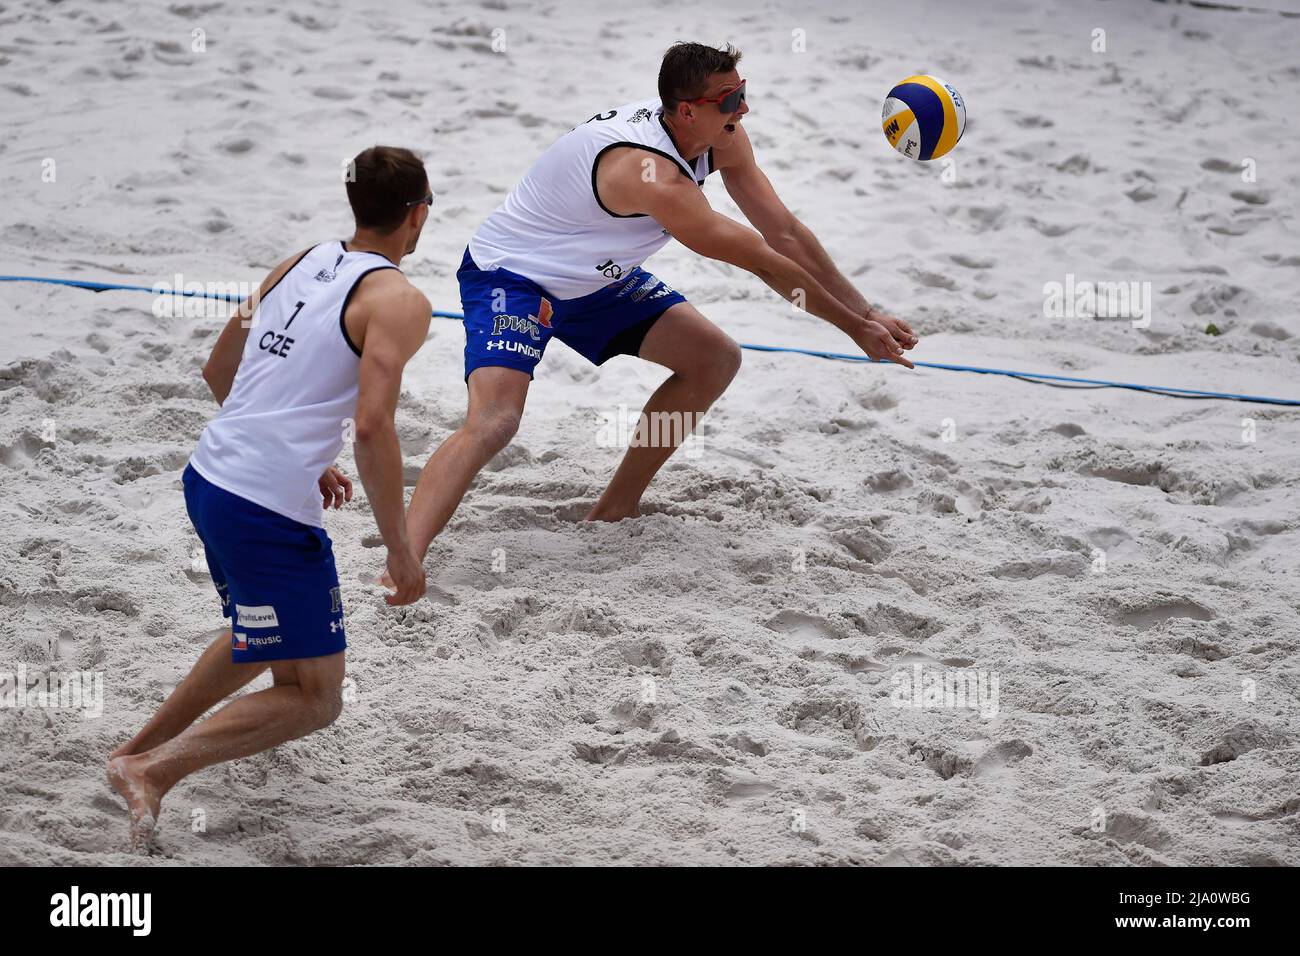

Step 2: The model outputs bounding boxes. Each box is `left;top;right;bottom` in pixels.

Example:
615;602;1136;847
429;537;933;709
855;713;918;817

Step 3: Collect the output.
398;41;918;567
107;146;433;846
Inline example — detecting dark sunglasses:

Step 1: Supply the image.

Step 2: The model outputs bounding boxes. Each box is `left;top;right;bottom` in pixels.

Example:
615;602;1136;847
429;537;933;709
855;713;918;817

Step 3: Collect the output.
405;193;434;207
687;79;746;114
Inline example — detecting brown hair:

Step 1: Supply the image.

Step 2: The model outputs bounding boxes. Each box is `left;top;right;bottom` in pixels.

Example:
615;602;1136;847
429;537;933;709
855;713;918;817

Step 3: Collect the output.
658;42;743;114
345;146;428;233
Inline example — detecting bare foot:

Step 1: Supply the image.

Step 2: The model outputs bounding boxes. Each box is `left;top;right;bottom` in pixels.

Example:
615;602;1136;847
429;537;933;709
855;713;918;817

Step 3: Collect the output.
107;754;163;850
584;504;641;522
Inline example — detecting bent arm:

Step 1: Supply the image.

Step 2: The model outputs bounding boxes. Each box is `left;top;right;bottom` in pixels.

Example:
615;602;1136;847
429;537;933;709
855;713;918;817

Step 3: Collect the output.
202;312;252;405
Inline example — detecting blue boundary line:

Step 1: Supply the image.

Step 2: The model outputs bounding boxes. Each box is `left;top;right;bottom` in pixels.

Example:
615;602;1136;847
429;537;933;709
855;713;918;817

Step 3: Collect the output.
3;272;1297;406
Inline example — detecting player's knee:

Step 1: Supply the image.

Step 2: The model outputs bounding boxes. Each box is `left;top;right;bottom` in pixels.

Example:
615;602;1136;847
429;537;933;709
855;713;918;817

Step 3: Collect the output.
466;407;521;454
305;683;344;731
688;334;741;391
718;336;743;383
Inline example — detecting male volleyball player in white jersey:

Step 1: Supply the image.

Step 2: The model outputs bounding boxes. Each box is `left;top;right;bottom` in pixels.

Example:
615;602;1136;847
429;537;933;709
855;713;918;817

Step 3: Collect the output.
398;42;918;565
107;146;433;847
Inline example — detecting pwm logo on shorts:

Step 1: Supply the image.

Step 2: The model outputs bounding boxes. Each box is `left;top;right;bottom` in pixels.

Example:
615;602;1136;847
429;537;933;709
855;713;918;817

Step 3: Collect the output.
491;314;542;341
235;604;279;628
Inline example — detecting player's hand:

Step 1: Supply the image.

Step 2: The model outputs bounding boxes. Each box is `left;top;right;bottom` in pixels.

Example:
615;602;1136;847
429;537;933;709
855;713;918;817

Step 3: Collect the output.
383;548;426;606
318;466;353;509
853;318;915;368
866;305;918;350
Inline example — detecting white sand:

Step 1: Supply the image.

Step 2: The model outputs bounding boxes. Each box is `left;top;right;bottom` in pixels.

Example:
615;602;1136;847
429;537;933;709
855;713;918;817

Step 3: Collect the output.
1;0;1298;865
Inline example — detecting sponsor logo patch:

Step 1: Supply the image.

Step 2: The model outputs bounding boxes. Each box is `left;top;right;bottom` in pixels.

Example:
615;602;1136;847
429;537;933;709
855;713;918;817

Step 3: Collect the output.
490;313;542;341
235;604;279;628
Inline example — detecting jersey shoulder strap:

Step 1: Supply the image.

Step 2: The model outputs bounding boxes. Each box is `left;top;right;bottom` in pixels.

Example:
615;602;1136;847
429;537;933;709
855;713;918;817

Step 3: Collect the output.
332;242;400;356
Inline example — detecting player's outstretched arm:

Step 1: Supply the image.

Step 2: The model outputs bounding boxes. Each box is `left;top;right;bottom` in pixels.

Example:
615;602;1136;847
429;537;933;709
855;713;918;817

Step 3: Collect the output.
639;164;913;368
715;127;916;351
351;279;432;605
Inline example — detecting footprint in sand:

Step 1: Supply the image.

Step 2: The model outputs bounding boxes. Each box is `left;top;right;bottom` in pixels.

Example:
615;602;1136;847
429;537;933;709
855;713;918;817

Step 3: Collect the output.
949;253;995;270
723;733;769;757
719;771;777;801
1117;599;1214;630
1026;217;1078;237
764;609;850;642
990;550;1086;580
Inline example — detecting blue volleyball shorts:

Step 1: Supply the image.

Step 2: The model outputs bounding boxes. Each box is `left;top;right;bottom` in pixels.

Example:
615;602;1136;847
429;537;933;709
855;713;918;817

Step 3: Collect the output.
458;247;687;380
183;463;346;663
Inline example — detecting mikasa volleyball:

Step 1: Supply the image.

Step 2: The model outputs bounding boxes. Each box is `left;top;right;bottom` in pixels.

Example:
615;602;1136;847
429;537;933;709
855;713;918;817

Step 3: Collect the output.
882;75;966;160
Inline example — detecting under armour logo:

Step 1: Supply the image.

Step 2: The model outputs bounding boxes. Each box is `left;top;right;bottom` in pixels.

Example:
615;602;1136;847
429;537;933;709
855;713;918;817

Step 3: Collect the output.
330;620;343;633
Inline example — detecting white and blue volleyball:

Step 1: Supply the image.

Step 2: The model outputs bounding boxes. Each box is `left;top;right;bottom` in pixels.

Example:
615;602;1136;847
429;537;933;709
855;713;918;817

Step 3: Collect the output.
881;75;966;161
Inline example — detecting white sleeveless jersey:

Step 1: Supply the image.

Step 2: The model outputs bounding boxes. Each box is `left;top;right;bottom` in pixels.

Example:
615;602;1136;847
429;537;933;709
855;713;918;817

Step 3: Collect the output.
189;241;398;527
468;97;715;300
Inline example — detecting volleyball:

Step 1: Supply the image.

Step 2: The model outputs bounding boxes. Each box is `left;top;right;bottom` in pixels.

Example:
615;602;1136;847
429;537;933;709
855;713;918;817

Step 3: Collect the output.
882;75;966;161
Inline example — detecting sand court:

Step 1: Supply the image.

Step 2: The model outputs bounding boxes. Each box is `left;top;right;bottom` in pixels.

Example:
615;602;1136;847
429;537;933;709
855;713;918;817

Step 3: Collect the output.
1;0;1297;866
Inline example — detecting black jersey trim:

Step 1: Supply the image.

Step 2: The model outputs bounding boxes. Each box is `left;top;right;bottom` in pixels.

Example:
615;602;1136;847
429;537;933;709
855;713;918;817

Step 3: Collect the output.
338;265;398;358
341;239;398;265
591;142;699;219
257;244;316;306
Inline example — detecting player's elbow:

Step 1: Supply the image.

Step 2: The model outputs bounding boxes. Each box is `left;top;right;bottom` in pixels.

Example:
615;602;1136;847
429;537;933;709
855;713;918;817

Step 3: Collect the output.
764;225;801;258
353;414;391;444
201;360;232;402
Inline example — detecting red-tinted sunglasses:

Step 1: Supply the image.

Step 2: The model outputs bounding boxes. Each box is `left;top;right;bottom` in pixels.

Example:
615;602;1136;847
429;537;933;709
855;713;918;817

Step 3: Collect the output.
687;79;746;114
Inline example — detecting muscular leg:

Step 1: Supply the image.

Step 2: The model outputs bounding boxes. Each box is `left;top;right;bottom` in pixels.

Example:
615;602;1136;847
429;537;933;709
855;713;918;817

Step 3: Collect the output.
107;651;345;847
587;302;742;522
110;628;268;759
403;366;530;561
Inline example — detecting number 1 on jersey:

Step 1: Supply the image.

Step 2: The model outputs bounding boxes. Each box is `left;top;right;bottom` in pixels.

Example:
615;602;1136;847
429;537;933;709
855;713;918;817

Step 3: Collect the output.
286;300;305;329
